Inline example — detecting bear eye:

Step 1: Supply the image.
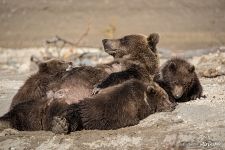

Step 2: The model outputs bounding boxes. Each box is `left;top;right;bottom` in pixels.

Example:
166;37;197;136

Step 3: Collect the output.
183;82;188;87
171;81;177;84
120;38;127;44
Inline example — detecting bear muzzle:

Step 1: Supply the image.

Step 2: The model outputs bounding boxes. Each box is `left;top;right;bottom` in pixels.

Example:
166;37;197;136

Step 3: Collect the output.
172;85;184;99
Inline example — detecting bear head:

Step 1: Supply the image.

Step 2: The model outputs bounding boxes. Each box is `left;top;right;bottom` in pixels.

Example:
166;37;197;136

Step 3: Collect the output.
38;59;73;74
160;58;197;100
102;33;159;58
146;82;176;112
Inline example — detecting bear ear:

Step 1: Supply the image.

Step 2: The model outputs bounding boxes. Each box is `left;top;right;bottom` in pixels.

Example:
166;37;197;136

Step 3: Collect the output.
147;33;159;53
30;56;42;65
38;62;48;72
169;62;176;72
147;85;156;94
189;65;195;73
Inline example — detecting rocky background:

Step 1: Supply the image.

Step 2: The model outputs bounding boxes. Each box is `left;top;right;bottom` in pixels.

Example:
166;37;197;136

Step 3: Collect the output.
0;0;225;149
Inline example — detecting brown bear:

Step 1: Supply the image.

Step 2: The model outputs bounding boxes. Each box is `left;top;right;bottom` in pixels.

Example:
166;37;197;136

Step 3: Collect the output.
51;79;175;134
0;97;69;131
11;33;160;107
0;79;175;133
92;33;160;94
57;33;160;104
10;59;73;109
3;33;160;132
154;58;203;102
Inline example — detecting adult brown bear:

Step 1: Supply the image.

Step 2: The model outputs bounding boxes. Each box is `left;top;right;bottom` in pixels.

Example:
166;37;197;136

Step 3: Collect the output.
10;33;160;107
0;33;161;132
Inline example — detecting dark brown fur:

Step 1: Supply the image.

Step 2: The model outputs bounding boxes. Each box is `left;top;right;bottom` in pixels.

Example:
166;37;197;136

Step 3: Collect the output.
11;33;159;107
93;33;159;93
47;33;160;104
10;59;73;109
0;98;68;131
79;80;174;130
3;33;160;132
154;58;203;102
51;79;174;133
0;80;174;132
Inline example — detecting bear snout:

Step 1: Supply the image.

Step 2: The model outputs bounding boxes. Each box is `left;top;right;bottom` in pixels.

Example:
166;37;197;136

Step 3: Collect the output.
102;39;118;57
172;85;184;99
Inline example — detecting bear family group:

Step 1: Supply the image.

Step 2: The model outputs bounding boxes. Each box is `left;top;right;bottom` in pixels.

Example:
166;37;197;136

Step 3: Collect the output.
0;33;203;134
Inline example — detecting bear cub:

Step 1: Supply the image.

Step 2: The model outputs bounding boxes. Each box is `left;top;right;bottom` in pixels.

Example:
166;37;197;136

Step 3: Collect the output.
11;33;160;108
3;33;161;132
0;80;175;133
10;59;73;109
154;58;203;102
51;79;175;134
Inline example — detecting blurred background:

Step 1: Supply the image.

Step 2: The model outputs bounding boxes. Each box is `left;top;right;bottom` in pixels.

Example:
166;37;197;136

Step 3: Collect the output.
0;0;225;51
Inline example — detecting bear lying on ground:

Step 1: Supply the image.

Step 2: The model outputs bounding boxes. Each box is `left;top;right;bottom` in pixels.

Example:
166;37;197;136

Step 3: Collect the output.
56;33;160;104
51;79;175;134
0;97;69;131
10;59;73;109
92;33;159;94
11;33;160;107
154;58;203;102
0;79;175;133
1;33;161;132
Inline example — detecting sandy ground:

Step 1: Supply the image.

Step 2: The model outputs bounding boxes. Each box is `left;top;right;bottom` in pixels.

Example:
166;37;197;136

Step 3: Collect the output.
0;48;225;149
0;0;225;50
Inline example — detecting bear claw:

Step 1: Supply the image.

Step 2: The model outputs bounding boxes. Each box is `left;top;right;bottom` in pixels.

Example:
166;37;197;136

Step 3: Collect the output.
52;116;69;134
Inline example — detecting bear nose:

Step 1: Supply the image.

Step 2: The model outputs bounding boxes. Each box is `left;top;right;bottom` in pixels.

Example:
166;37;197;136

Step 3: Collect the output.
174;94;182;99
172;85;183;99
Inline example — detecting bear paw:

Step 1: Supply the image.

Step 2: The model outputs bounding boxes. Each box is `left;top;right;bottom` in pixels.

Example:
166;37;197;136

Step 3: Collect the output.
52;116;69;134
190;93;204;100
